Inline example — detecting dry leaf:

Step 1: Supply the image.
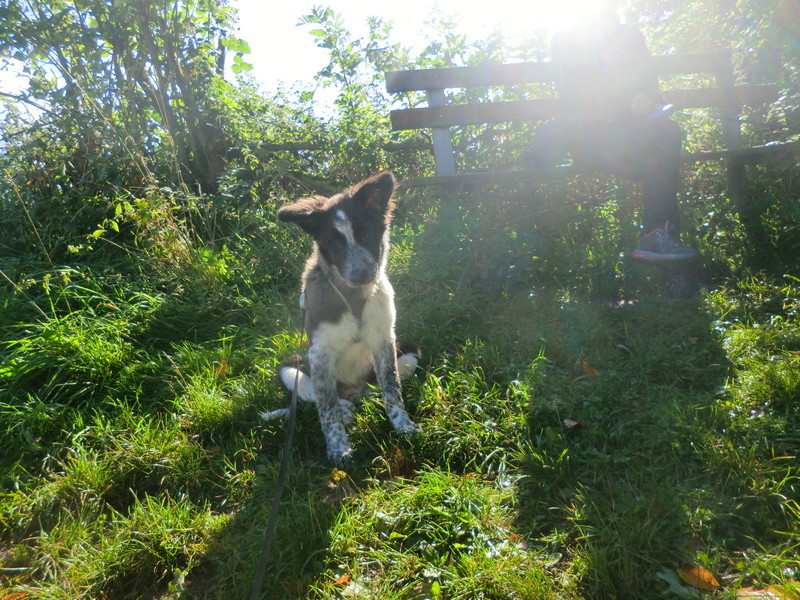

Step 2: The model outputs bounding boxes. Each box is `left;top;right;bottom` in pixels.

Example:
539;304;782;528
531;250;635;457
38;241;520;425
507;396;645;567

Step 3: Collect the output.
581;361;600;377
677;564;722;591
332;573;352;588
403;579;442;600
320;470;356;505
770;585;800;600
739;585;800;600
737;588;778;599
213;359;229;380
2;593;30;600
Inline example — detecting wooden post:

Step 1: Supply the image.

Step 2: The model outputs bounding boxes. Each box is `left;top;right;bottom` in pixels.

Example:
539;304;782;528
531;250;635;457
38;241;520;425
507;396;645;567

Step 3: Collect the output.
715;53;768;262
425;89;458;177
714;54;749;214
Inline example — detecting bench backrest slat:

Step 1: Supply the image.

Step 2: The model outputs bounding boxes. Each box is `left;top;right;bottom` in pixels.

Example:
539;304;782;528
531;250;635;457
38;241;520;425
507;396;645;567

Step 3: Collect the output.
385;52;733;94
390;85;777;131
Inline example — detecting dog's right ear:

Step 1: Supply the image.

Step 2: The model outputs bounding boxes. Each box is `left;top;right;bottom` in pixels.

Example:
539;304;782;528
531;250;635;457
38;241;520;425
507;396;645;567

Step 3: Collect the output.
277;196;326;236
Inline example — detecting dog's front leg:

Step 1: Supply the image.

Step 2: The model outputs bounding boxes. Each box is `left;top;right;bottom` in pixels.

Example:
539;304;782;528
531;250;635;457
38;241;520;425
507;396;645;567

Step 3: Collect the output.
308;344;352;465
375;339;421;434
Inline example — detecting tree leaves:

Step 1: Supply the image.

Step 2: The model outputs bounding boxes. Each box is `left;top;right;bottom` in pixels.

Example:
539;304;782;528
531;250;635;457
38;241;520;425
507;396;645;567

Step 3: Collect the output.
1;0;239;192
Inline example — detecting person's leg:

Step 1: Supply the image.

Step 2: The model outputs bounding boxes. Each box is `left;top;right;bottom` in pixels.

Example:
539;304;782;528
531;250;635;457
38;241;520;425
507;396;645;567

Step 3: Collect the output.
618;118;700;262
526;119;575;168
634;118;683;233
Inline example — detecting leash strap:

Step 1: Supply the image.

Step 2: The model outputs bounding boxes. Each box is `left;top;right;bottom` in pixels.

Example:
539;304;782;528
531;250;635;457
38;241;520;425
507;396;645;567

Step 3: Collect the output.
250;275;349;597
249;332;302;599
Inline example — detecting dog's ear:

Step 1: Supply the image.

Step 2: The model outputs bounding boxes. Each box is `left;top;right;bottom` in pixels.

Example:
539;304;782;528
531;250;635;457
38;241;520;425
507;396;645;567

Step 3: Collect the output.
277;196;326;236
351;171;397;215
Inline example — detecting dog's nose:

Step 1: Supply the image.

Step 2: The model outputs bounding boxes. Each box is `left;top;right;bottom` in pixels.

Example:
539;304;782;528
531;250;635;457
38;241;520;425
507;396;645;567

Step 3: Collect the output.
348;264;376;285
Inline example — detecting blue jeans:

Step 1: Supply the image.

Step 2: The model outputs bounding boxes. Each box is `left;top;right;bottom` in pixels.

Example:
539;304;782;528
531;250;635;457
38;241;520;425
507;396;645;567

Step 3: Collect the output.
528;116;684;233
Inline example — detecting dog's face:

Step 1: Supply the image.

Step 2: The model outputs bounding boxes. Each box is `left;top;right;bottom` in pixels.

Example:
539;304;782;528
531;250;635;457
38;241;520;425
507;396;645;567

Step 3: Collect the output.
278;171;397;287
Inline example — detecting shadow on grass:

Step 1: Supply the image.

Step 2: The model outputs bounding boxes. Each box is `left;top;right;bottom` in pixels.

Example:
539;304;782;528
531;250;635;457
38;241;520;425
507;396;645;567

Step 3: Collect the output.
513;293;735;598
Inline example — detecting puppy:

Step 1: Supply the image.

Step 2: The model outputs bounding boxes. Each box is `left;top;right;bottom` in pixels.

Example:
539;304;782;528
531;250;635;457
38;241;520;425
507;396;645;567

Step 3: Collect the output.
267;171;421;465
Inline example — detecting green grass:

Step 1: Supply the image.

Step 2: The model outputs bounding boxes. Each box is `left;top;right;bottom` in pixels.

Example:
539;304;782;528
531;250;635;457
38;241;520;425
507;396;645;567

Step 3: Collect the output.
1;181;799;599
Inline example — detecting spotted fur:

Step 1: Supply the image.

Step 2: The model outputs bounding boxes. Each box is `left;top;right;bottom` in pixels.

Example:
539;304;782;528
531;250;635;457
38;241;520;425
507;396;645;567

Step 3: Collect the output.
264;171;421;465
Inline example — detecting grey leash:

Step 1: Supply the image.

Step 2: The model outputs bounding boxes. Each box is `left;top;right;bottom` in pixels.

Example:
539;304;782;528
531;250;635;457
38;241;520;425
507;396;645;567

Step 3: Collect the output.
249;276;351;598
249;310;304;600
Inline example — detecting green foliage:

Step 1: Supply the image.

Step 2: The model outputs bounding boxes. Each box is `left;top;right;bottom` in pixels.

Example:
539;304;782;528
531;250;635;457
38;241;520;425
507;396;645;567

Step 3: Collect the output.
1;1;800;599
0;0;248;193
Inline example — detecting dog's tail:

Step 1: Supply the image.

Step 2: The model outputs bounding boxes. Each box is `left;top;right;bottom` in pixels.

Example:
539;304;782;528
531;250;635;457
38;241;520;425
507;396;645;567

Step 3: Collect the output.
278;353;314;400
396;342;421;381
259;354;314;421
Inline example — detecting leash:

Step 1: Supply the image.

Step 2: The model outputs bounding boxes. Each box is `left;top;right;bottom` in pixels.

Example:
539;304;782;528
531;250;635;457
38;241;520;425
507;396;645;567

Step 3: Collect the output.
249;271;354;598
249;310;304;600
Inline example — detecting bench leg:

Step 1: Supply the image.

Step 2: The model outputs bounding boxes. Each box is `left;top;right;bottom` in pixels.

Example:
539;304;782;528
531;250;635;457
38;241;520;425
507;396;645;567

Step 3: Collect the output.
727;159;770;267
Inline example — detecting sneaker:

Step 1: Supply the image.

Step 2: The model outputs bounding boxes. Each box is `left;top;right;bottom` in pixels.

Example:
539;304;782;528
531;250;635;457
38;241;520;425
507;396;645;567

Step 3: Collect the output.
631;226;700;263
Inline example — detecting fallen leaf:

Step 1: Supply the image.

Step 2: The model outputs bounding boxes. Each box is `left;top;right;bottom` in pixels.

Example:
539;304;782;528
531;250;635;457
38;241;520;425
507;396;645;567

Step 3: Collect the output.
404;579;442;600
320;470;356;505
769;585;800;600
677;564;722;591
332;573;352;588
373;447;417;479
737;588;780;599
656;568;701;599
213;359;229;380
735;587;800;600
563;418;586;430
581;361;600;377
2;593;30;600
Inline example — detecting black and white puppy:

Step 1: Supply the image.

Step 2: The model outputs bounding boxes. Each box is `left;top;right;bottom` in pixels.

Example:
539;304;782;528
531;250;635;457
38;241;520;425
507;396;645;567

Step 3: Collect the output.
267;171;421;465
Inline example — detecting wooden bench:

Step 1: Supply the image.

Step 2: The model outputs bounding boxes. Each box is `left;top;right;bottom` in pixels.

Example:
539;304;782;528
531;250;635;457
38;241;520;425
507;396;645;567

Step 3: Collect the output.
384;52;798;216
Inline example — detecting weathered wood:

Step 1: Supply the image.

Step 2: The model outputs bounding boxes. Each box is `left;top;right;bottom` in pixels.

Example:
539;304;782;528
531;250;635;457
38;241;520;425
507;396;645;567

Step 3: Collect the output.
389;86;777;131
386;62;556;93
426;88;457;176
385;53;732;93
686;140;800;162
397;141;800;189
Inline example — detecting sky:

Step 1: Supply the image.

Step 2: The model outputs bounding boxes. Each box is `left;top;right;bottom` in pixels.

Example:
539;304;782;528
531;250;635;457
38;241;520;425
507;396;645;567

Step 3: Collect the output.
231;0;593;90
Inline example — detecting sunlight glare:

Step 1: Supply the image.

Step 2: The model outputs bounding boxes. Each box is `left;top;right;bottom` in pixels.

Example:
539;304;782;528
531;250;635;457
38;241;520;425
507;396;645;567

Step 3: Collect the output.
467;0;614;36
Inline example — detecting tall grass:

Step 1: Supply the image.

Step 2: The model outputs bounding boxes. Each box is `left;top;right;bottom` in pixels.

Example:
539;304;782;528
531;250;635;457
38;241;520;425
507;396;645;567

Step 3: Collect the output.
1;165;799;599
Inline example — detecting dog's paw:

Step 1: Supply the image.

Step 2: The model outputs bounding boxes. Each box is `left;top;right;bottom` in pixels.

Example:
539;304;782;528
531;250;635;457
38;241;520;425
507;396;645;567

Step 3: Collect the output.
338;398;356;426
393;419;422;436
321;422;353;467
386;404;422;435
327;446;353;468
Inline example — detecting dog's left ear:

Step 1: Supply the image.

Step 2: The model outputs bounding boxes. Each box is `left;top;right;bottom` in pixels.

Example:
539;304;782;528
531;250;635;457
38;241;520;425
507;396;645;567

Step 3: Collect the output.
351;171;397;214
277;196;326;236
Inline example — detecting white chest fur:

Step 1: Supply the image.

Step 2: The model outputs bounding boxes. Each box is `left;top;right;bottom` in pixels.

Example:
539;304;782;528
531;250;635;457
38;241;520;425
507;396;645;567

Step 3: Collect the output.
311;276;396;386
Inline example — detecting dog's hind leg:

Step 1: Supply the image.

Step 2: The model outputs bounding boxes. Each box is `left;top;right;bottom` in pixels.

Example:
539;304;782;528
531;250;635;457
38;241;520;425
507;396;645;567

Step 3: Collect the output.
376;340;422;434
263;355;355;426
308;344;352;465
